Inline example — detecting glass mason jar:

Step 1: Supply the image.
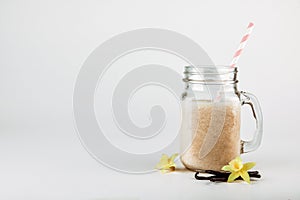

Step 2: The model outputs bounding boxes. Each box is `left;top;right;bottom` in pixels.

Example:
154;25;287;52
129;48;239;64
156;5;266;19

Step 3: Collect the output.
180;66;263;171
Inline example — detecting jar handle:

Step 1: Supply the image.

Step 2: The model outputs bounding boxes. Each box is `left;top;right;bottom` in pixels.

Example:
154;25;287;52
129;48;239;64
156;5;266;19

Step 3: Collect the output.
240;91;263;153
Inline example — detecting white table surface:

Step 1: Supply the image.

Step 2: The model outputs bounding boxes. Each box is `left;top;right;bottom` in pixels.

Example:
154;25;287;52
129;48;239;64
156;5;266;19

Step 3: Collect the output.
1;128;299;200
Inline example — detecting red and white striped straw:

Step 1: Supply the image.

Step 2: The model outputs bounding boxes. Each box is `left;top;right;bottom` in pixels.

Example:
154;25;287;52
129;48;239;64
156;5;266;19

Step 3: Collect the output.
230;22;255;68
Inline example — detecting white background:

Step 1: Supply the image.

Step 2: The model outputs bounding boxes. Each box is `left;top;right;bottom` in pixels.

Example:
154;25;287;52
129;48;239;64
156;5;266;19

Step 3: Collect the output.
1;0;300;199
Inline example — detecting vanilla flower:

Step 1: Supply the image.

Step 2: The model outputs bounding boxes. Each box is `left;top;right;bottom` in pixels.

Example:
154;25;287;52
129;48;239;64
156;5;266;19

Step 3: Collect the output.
155;153;178;173
221;156;256;183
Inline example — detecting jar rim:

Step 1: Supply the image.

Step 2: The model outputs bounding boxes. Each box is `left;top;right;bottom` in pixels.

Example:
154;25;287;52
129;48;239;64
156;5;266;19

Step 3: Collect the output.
184;65;237;69
183;65;238;84
184;65;237;75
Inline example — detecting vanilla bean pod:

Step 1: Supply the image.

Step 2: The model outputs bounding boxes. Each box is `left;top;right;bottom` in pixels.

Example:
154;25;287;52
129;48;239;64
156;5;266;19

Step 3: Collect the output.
209;174;261;182
195;170;261;182
197;170;259;176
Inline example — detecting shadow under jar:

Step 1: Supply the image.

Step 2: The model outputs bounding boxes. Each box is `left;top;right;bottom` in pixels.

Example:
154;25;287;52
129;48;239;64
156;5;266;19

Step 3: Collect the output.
180;66;263;171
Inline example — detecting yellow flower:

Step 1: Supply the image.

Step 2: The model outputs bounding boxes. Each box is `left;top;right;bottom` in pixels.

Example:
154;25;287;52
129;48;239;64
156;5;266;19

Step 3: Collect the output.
155;153;178;173
221;156;256;183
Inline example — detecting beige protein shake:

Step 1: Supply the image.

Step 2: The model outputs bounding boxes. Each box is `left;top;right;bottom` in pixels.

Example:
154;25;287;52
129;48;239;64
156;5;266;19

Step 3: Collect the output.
180;101;241;171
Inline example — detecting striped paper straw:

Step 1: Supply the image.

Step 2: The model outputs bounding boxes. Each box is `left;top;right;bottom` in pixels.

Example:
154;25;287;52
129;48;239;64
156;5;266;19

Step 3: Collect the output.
230;22;255;68
214;22;255;102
